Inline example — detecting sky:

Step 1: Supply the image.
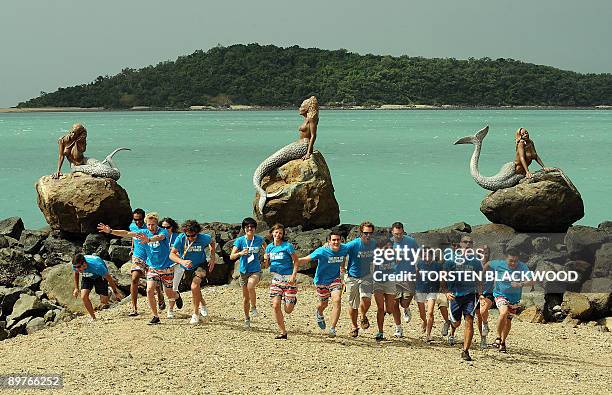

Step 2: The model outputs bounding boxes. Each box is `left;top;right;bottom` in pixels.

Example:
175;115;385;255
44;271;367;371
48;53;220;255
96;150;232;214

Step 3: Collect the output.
1;0;611;108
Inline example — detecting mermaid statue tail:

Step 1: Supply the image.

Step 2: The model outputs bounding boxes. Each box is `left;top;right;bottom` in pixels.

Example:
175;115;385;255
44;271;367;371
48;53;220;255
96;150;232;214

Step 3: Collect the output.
253;140;309;213
71;147;130;181
454;126;524;191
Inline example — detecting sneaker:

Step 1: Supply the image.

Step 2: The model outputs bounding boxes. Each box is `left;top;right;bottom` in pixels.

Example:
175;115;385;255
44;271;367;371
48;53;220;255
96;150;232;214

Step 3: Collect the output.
328;327;337;337
375;332;384;342
403;308;411;323
426;336;434;343
393;326;404;338
250;307;258;318
189;314;200;325
275;333;288;340
244;318;251;329
315;309;326;330
167;309;175;319
148;316;161;325
360;316;370;330
199;306;209;317
441;321;450;337
448;335;456;346
128;310;139;317
480;336;488;349
499;342;507;353
461;350;472;361
175;293;183;309
482;321;490;337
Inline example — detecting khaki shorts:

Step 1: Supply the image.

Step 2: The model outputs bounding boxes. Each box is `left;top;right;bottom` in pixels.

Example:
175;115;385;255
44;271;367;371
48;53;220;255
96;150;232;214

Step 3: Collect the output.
239;271;262;287
184;266;208;286
395;281;416;300
345;275;373;309
436;293;449;308
373;281;396;295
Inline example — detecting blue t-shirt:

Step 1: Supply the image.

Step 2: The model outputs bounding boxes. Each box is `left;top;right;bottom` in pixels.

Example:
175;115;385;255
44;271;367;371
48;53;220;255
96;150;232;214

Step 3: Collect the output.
173;233;213;271
129;222;147;260
416;260;442;293
392;235;420;276
311;245;349;286
373;248;396;282
266;241;296;275
73;255;109;278
490;259;532;304
345;238;376;278
135;228;172;270
234;235;265;274
443;253;482;297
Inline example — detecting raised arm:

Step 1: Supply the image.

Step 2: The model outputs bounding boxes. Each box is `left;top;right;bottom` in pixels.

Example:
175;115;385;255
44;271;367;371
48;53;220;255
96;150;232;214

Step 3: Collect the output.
97;223;137;238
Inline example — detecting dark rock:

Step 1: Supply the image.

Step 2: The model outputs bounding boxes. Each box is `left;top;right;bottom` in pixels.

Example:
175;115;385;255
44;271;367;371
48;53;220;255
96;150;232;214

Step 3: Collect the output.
581;278;612;294
565;225;611;262
286;228;330;270
25;316;46;334
12;273;42;290
206;263;232;286
82;233;110;260
0;248;37;287
36;173;132;235
18;230;48;254
0;236;8;249
0;328;8;341
480;171;583;232
109;237;132;247
598;221;612;232
42;232;81;256
470;224;517;260
532;237;551;253
0;217;25;240
561;291;611;320
43;309;55;322
43;252;72;268
592;243;612;278
109;245;132;264
9;316;32;337
254;151;340;230
0;286;31;318
6;293;46;325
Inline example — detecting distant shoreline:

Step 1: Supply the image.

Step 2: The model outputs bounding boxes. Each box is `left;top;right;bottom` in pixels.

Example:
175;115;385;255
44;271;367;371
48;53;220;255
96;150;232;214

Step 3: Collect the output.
2;104;612;113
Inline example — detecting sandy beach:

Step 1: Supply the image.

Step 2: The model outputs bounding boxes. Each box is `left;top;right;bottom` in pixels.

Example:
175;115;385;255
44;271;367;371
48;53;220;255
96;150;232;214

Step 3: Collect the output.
1;284;610;394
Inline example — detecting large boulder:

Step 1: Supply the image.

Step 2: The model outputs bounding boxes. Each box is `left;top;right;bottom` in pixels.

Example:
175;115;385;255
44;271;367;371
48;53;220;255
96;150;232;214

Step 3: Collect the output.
40;263;103;313
565;226;611;262
253;152;340;230
0;217;25;240
561;291;612;320
36;173;132;235
18;229;49;254
592;243;612;278
480;171;584;232
0;248;38;287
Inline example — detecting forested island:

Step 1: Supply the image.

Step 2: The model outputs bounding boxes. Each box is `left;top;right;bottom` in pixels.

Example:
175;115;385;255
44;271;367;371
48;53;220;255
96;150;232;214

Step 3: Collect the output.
18;43;612;109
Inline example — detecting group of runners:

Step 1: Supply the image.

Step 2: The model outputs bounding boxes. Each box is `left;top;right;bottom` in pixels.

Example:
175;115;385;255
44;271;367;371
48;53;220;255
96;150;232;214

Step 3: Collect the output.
70;209;534;361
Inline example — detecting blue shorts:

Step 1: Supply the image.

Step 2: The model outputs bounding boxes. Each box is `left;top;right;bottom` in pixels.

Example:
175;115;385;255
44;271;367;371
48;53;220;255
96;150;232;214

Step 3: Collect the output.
449;293;479;323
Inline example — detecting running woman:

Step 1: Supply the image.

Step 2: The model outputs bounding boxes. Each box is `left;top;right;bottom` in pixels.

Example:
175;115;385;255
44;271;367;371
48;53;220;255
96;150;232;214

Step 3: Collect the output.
264;223;299;339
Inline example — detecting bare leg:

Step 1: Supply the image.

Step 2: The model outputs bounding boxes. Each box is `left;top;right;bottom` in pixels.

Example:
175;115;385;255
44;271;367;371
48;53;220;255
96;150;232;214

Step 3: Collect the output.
330;290;342;329
349;308;359;330
272;296;286;335
146;280;158;317
242;285;250;319
501;318;512;343
374;293;385;333
426;299;435;338
191;277;203;315
497;305;509;340
359;297;371;321
463;315;475;351
130;270;142;312
247;276;259;310
391;297;402;325
417;301;426;330
80;289;96;319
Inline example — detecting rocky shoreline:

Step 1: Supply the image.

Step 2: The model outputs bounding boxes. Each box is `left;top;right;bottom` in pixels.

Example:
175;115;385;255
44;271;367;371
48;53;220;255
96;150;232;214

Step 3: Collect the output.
1;214;611;342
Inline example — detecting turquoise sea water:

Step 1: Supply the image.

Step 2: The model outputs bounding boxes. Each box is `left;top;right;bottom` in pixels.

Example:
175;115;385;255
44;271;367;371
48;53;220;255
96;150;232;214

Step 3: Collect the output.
1;110;610;232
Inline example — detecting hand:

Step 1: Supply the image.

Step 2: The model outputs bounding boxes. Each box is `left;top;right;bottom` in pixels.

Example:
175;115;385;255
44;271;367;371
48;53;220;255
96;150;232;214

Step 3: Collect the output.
113;289;123;300
135;233;149;244
445;292;455;301
240;248;249;256
72;288;79;298
543;167;553;172
97;223;111;234
208;261;216;272
525;171;533;178
182;259;193;269
289;274;297;284
301;153;311;160
51;171;62;179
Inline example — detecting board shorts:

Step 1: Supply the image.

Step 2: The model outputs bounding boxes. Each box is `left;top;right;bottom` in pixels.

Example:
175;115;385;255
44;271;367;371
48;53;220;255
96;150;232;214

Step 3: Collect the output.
239;271;262;287
373;281;396;295
449;293;479;323
131;256;148;273
146;267;175;289
495;295;520;320
345;275;373;309
416;292;438;303
183;266;208;286
269;274;298;305
395;280;416;300
81;276;108;296
316;277;343;302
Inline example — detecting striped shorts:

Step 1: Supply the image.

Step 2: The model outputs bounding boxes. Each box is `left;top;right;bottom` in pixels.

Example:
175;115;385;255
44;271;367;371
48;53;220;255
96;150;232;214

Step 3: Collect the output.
316;277;343;302
146;267;174;289
495;295;520;320
269;274;298;305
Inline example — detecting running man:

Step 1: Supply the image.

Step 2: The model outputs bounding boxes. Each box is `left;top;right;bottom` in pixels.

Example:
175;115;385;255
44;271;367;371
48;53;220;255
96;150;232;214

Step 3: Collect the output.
372;238;401;341
441;235;483;361
264;223;299;339
477;245;494;349
71;253;122;321
128;208;165;316
390;222;419;330
415;248;443;342
490;247;534;353
98;212;183;325
344;221;376;337
299;230;349;337
169;219;216;325
230;217;267;328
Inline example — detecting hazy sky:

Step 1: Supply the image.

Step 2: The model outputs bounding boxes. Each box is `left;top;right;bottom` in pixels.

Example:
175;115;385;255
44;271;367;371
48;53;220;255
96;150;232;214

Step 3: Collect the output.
1;0;610;107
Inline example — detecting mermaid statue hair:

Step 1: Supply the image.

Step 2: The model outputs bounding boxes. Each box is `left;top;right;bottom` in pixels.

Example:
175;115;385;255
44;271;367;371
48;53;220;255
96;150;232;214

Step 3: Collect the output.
305;96;319;120
60;123;87;146
515;127;528;148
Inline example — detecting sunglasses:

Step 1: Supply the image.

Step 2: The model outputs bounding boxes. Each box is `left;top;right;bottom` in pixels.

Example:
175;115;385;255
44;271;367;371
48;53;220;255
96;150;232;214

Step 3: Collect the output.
362;231;373;235
185;233;197;238
161;225;172;229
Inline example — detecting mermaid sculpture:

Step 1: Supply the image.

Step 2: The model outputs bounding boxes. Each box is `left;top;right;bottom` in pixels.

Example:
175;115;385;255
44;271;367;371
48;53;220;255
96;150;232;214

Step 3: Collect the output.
51;123;129;181
454;125;561;191
253;96;319;213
